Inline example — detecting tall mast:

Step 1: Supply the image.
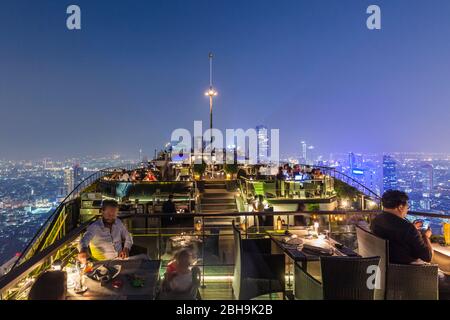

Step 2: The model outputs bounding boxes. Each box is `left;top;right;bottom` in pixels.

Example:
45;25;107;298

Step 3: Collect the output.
209;52;213;88
205;52;218;146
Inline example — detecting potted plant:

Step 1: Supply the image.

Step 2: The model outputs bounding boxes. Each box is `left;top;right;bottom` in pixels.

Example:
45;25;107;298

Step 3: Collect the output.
223;163;238;180
193;162;207;180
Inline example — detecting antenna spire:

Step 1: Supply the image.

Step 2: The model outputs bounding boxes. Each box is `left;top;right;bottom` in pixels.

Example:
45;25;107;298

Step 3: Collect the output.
205;52;218;146
209;52;213;87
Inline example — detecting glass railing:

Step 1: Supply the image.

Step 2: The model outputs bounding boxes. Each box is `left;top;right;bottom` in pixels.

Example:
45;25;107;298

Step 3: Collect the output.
239;177;336;200
238;164;381;206
1;210;448;300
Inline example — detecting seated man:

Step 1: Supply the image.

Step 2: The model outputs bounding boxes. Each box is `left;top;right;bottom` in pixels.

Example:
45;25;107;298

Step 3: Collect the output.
371;190;432;264
371;190;449;296
78;200;133;263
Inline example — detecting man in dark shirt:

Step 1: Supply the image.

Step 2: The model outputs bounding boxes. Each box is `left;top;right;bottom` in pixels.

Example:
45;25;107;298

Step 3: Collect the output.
371;190;432;264
162;194;176;213
161;194;176;228
371;190;450;298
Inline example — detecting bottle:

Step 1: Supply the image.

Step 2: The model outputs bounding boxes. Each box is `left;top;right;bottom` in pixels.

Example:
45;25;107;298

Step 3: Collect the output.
277;216;282;231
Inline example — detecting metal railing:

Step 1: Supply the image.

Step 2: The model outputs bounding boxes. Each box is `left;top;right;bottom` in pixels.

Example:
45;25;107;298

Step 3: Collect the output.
310;165;381;201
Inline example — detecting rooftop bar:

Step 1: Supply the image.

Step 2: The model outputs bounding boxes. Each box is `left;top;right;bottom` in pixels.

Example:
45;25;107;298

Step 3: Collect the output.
1;163;449;300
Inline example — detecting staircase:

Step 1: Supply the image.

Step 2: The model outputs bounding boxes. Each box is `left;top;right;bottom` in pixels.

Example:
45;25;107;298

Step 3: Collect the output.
200;180;238;227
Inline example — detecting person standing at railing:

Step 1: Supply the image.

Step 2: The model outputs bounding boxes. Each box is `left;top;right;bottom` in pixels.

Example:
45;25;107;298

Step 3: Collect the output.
276;167;284;180
252;195;266;228
161;194;176;228
293;164;301;176
78;200;133;263
276;167;285;198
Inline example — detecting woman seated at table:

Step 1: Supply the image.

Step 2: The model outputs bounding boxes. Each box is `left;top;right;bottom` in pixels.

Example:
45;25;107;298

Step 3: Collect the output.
159;249;200;299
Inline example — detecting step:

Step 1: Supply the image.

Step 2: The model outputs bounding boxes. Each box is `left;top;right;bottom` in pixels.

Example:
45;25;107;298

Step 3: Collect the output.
203;220;235;227
202;192;235;199
201;198;236;205
200;203;237;210
200;217;235;227
203;189;229;194
205;184;227;189
200;211;238;216
203;180;229;184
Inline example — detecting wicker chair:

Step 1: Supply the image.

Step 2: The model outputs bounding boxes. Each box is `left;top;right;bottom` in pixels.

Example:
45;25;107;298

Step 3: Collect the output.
294;256;381;300
232;223;285;300
356;225;439;300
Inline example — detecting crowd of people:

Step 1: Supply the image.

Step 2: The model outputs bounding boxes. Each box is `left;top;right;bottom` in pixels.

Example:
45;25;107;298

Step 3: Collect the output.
276;164;325;181
108;168;159;182
106;161;181;182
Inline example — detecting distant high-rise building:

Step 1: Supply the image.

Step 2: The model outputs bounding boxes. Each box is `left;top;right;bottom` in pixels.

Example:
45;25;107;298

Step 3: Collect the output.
348;152;363;171
256;125;269;164
64;168;74;195
73;164;84;187
307;145;315;164
300;141;307;164
383;155;398;192
421;164;434;192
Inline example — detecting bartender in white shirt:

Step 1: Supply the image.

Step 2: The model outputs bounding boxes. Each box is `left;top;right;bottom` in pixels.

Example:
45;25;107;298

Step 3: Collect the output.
78;200;133;263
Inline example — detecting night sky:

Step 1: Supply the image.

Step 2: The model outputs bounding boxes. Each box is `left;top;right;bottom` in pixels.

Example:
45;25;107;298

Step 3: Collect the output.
0;0;449;160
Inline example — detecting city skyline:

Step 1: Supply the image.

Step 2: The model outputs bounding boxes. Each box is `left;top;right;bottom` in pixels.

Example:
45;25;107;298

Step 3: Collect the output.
1;0;450;160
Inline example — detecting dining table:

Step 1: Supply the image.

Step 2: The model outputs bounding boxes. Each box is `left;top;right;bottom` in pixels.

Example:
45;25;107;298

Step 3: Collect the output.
267;228;359;288
431;243;450;275
268;229;358;264
66;256;161;300
167;234;203;256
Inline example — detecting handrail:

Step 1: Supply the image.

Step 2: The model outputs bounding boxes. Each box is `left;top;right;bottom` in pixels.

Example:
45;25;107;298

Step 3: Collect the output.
120;210;449;220
100;179;194;184
318;166;381;200
10;164;141;272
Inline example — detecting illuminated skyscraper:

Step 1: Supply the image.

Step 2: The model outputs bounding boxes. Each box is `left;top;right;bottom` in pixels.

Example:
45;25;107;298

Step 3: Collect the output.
256;125;269;164
420;164;434;192
383;155;397;192
73;164;84;187
349;152;363;172
64;168;74;195
300;141;307;163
